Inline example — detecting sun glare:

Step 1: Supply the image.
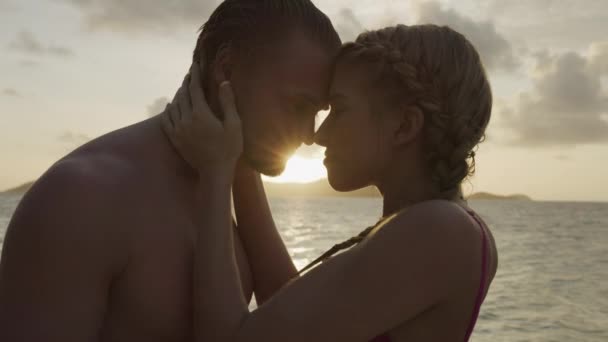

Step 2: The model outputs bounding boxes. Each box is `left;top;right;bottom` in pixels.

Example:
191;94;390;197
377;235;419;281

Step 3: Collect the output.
263;156;327;184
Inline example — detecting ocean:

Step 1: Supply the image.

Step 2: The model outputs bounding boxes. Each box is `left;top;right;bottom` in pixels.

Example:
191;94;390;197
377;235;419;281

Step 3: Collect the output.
1;193;607;341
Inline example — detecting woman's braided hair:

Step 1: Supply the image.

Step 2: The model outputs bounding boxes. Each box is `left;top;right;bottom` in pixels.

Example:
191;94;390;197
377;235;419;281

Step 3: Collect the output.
341;24;492;200
299;24;492;274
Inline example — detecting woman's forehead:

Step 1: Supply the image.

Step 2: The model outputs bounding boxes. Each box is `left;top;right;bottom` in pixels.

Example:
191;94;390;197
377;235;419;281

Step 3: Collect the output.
330;61;375;98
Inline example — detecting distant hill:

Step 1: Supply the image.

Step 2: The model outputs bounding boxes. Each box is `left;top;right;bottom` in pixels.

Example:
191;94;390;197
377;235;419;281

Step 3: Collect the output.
2;179;531;201
466;192;532;201
265;182;534;200
263;179;380;198
1;181;35;195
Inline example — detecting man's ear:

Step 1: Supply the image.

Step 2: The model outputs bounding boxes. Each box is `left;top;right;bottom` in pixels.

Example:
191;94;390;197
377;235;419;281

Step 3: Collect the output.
212;43;234;84
393;105;424;146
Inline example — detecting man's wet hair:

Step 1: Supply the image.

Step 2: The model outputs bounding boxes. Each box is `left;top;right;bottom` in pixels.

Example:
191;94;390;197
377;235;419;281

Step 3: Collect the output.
194;0;341;67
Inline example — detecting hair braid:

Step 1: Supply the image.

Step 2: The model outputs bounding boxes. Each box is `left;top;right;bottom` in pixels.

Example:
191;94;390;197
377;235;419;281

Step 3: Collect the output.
297;225;375;275
337;24;492;200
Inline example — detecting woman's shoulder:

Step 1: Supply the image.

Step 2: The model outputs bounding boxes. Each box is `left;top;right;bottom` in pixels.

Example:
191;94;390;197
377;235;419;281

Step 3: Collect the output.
370;200;485;262
350;200;492;307
383;200;478;232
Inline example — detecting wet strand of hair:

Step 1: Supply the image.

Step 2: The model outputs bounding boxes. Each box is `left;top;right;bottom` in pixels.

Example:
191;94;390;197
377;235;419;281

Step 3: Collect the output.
296;225;376;275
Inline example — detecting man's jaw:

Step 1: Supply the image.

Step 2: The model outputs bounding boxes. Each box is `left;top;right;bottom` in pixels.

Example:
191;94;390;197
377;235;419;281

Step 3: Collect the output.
243;153;286;177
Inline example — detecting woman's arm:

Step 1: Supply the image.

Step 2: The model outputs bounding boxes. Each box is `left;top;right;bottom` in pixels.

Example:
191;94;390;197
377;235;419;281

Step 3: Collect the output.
161;63;250;340
194;171;249;341
232;163;298;304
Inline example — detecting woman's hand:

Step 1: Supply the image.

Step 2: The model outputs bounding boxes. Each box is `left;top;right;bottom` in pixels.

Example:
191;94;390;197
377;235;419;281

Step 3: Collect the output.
162;62;243;175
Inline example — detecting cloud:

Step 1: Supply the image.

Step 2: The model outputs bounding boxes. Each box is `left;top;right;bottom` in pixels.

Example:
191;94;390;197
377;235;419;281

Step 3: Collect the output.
503;49;608;147
62;0;220;34
589;42;608;76
325;2;521;72
19;60;40;68
479;0;608;51
59;0;523;73
2;88;20;97
58;131;92;150
335;8;365;42
146;97;169;117
8;30;74;57
0;0;17;12
482;0;588;17
415;1;520;71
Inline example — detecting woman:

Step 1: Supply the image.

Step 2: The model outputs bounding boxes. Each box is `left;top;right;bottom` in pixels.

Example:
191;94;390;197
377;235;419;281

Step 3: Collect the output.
163;24;498;341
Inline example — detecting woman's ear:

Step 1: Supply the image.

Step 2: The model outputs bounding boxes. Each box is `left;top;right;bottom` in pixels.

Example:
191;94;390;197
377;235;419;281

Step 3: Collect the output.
393;105;424;146
212;43;233;84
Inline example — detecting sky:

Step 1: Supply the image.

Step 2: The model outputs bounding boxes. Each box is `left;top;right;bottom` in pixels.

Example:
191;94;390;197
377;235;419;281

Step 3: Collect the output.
0;0;607;202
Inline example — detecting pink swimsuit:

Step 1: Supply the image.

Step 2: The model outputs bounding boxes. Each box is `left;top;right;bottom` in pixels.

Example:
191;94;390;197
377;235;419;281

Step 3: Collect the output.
370;209;490;342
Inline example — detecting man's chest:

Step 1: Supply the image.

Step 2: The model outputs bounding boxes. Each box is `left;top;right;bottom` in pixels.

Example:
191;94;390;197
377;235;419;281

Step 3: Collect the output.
101;217;195;340
103;212;252;340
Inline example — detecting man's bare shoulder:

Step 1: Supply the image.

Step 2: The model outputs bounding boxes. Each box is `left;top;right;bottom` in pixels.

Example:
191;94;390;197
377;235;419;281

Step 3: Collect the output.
1;153;135;282
0;155;135;340
26;153;136;208
9;152;140;244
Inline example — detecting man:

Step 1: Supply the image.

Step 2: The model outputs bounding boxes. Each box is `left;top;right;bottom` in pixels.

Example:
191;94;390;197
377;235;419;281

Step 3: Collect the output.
0;1;341;340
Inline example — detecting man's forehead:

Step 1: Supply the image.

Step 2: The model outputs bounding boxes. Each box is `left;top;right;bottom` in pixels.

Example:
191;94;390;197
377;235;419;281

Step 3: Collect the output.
273;29;334;60
259;32;334;75
272;52;332;80
288;88;328;108
250;31;335;106
265;64;330;109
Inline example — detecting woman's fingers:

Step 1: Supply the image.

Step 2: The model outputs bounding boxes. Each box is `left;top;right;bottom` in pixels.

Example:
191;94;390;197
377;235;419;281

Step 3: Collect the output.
170;74;186;118
178;74;193;123
218;81;243;157
169;102;183;137
161;104;182;149
161;104;172;132
162;103;173;127
190;62;212;119
218;81;240;127
162;65;242;168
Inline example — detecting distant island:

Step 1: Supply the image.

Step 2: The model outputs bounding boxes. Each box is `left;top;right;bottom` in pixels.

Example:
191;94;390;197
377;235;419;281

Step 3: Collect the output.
466;192;532;201
264;181;533;200
1;181;35;195
262;179;380;198
2;179;531;201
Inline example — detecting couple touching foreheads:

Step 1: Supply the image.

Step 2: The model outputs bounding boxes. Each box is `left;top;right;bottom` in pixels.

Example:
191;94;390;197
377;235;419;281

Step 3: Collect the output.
0;1;497;341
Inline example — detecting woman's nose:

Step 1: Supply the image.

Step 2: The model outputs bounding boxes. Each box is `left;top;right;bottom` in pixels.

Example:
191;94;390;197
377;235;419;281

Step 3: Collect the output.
313;119;330;147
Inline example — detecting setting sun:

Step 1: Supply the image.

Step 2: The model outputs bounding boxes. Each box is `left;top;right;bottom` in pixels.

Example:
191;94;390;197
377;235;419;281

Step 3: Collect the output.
263;156;327;184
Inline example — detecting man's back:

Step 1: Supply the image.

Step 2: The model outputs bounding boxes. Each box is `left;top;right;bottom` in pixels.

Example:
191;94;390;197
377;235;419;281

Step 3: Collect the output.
0;117;253;342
